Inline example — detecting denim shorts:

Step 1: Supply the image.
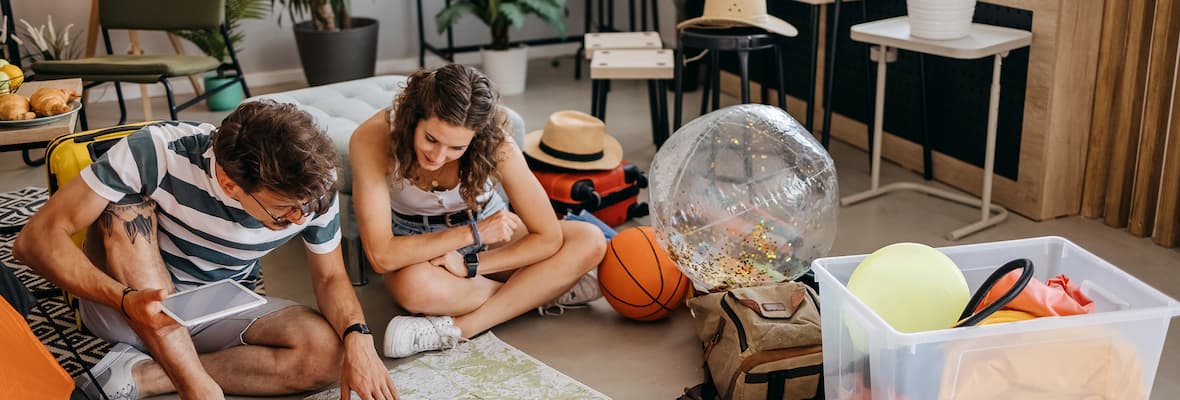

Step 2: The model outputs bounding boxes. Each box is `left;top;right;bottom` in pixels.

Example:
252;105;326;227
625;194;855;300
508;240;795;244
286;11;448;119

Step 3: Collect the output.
391;193;507;255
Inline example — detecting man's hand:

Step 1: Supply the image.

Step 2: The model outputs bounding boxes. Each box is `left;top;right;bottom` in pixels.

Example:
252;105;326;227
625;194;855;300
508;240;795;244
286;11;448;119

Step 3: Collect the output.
124;288;180;331
429;251;466;277
340;333;398;400
473;210;521;245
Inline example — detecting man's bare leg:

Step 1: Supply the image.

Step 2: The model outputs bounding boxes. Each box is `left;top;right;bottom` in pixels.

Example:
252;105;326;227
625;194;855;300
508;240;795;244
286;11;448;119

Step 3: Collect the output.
132;306;344;396
88;200;222;398
91;200;344;397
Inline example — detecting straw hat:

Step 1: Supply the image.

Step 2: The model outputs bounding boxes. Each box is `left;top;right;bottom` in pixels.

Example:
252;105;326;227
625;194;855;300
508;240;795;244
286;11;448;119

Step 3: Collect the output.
677;0;798;37
523;111;623;170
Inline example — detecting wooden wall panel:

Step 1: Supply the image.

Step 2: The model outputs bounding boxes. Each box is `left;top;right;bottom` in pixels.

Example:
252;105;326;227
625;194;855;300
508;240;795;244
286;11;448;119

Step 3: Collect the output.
1130;0;1180;236
1155;122;1180;247
1082;0;1131;218
1040;0;1107;219
1102;0;1156;228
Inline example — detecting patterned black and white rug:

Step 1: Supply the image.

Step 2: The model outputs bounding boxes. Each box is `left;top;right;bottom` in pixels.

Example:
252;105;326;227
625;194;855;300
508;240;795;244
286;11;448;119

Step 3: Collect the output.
0;187;108;375
0;187;265;376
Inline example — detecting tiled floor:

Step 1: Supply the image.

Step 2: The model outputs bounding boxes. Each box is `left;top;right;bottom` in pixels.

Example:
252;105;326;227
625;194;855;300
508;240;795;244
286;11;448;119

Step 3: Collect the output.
2;59;1177;399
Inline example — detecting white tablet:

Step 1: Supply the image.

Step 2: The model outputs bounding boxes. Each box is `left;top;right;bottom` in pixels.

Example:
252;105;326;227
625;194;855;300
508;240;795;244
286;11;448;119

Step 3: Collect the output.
161;279;267;327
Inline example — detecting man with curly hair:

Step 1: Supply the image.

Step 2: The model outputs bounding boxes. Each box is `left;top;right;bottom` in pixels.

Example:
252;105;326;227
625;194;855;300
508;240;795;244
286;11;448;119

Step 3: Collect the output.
15;100;397;400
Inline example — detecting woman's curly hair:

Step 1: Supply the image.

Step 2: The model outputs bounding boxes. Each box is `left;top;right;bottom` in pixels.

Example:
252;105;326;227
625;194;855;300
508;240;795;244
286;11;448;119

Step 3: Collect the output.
387;64;508;212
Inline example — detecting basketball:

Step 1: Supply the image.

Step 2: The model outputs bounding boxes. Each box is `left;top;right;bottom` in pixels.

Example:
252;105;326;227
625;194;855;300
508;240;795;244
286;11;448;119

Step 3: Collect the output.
598;226;692;321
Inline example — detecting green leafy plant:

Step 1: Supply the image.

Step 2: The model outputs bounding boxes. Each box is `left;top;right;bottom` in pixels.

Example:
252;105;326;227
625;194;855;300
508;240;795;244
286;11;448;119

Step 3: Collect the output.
435;0;567;51
271;0;351;31
171;0;269;77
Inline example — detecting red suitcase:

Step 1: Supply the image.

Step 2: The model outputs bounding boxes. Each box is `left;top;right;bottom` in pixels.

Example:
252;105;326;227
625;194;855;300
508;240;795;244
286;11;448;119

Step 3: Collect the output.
529;160;650;227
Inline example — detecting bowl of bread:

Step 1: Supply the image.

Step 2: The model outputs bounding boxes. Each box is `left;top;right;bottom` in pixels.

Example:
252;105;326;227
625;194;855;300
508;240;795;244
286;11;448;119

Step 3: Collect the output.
0;87;82;128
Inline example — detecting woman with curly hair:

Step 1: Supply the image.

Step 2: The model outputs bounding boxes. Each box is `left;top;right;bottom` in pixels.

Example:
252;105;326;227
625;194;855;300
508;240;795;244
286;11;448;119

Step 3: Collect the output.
349;64;607;358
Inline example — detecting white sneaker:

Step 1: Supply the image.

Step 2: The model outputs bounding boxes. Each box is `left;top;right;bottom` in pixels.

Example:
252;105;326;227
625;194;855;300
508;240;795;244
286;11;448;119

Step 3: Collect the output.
75;342;150;400
537;272;603;316
383;316;463;358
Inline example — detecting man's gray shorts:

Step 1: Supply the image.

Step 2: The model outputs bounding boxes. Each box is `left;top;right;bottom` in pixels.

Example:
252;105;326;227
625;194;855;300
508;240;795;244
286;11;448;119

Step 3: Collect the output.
79;296;300;354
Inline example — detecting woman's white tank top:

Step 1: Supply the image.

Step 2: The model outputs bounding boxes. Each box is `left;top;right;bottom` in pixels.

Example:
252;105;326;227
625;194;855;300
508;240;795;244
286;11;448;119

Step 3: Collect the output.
388;177;495;215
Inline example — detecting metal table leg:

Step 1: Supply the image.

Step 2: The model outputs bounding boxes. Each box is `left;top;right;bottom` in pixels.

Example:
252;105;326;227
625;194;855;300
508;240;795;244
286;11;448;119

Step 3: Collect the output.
820;0;842;148
807;4;819;132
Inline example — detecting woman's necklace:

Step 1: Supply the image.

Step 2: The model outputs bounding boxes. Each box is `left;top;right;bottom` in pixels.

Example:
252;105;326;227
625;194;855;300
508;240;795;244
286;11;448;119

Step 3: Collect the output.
415;164;446;191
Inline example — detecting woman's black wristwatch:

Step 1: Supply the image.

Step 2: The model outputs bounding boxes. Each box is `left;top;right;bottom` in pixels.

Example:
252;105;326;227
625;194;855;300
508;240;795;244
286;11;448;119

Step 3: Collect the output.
465;219;484;278
464;252;480;278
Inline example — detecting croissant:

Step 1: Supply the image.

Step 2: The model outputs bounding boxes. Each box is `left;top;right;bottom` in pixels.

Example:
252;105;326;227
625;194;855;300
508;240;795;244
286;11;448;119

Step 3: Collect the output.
0;93;34;121
29;87;79;117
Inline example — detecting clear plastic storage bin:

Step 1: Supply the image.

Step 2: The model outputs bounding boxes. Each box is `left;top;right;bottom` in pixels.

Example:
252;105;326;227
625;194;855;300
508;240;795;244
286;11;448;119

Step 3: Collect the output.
813;236;1180;399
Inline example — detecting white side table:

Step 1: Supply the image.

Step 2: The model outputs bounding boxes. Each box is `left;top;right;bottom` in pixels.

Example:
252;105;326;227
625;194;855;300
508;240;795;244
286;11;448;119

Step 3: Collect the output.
841;17;1032;239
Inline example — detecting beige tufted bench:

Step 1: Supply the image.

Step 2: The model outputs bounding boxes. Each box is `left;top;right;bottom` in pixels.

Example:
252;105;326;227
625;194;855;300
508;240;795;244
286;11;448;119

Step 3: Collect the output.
248;75;527;284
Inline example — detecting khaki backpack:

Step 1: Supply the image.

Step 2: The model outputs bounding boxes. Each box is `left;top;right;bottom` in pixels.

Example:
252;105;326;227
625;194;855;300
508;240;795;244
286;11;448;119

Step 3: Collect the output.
684;281;823;400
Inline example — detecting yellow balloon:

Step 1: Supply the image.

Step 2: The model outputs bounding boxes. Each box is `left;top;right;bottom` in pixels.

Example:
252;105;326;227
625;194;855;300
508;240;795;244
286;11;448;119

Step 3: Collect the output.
847;243;970;333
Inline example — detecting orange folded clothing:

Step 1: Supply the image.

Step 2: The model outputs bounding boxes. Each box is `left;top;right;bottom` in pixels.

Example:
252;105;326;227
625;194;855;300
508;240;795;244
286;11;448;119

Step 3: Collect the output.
973;272;1093;317
938;326;1147;399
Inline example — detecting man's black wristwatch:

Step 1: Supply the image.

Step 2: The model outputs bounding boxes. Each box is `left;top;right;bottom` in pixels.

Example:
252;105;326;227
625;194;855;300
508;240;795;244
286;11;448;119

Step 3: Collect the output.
464;252;480;278
342;322;371;340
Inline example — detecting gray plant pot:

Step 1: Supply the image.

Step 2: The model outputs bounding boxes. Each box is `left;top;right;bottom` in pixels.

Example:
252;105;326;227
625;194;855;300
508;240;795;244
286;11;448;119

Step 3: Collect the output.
293;17;379;86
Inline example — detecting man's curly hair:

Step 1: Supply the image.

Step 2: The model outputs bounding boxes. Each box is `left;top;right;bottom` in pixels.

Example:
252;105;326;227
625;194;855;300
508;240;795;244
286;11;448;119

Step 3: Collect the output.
213;99;339;211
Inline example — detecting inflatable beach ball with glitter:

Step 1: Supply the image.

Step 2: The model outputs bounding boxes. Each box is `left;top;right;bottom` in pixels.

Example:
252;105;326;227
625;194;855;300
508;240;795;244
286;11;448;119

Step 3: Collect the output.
649;104;839;292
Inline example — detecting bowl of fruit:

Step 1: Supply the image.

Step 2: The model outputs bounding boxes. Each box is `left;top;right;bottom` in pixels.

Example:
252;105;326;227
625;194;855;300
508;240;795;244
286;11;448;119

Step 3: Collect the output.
0;59;24;94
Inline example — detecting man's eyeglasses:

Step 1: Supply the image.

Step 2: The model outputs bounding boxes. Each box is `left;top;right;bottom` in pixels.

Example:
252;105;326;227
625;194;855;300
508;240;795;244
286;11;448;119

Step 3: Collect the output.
246;191;331;224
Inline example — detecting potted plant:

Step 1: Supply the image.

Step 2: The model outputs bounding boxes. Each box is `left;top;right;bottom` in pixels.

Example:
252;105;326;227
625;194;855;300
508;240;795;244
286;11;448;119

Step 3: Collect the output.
172;0;269;111
435;0;567;95
8;15;84;93
272;0;379;86
907;0;976;40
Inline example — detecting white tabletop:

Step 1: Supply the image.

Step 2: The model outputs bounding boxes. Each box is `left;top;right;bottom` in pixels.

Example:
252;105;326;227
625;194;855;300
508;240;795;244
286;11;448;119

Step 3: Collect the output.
590;49;675;80
850;16;1031;60
585;31;662;48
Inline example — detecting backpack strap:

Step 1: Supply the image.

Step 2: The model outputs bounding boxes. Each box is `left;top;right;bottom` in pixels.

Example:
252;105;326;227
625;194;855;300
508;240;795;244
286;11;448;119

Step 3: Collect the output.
680;318;725;400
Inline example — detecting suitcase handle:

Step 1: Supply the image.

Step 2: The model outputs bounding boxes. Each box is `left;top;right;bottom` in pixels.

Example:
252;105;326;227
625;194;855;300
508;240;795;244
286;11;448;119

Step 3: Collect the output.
623;164;650;188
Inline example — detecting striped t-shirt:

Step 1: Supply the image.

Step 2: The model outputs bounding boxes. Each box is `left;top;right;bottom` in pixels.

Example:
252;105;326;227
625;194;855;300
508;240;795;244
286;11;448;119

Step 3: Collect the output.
79;121;341;289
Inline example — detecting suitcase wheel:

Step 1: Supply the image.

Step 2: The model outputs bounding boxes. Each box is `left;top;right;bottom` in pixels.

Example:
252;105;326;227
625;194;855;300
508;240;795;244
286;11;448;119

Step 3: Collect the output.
628;202;650;219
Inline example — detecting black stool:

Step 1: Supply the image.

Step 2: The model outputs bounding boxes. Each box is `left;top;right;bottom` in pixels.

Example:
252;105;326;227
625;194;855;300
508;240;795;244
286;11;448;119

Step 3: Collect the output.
590;49;673;146
674;27;785;131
